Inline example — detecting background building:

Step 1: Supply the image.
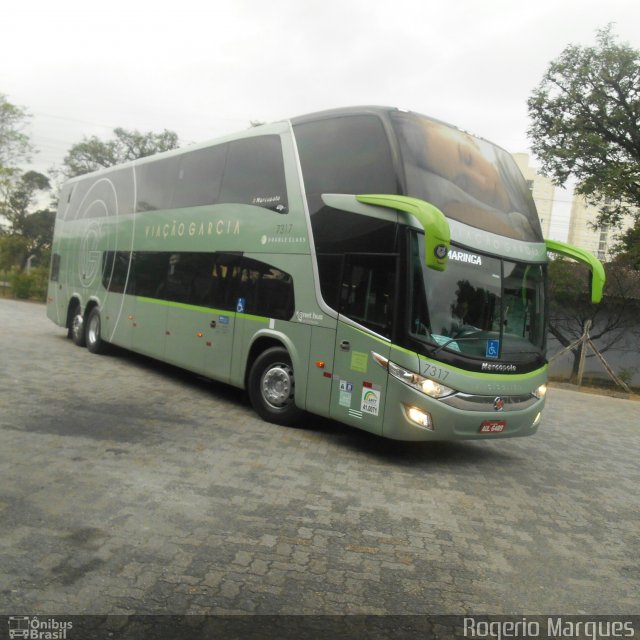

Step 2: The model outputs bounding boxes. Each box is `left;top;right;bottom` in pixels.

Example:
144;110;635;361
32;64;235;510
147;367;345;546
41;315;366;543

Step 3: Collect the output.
567;196;635;260
512;153;555;238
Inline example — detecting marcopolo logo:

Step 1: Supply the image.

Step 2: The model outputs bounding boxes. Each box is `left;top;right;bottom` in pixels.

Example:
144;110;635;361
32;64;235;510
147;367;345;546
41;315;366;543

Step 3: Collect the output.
8;617;73;640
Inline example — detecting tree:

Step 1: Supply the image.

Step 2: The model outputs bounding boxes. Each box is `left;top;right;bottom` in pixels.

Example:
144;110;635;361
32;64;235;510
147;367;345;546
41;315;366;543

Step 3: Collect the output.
527;26;640;228
612;219;640;270
0;93;33;176
0;96;53;273
2;170;49;230
547;257;640;382
1;94;35;228
62;127;180;177
0;170;54;269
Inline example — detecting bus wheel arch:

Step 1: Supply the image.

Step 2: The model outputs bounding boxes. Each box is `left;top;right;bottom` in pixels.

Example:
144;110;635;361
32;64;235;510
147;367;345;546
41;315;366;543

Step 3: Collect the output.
247;341;303;426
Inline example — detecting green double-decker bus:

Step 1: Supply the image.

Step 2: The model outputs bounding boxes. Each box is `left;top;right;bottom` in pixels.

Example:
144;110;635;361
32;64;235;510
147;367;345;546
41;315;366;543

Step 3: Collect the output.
46;106;604;441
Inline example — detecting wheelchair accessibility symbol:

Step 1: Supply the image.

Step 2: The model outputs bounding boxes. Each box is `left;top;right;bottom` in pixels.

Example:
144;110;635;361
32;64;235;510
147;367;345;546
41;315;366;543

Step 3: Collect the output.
486;339;500;359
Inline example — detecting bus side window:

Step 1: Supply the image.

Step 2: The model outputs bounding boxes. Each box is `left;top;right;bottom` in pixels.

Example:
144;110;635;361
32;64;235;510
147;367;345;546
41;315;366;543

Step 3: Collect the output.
339;254;396;338
136;158;180;212
50;253;61;282
237;256;295;321
219;136;288;213
210;254;243;311
172;145;227;209
103;251;131;293
294;115;398;216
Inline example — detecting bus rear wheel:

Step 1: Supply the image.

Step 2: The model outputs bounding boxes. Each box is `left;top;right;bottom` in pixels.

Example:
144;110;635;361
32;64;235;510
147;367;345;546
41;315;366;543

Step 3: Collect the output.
69;303;86;347
248;347;303;426
86;307;108;354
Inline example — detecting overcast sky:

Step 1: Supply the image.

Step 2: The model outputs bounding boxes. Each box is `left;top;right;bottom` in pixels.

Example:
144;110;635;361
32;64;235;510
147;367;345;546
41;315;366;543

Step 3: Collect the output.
2;0;640;238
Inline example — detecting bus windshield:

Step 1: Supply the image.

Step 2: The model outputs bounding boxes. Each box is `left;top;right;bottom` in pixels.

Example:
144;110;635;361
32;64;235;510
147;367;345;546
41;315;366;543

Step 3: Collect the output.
391;111;542;242
409;233;546;362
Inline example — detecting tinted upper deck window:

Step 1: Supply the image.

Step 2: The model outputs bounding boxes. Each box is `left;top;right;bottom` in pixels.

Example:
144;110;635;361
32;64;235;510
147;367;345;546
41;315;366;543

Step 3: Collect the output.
219;136;288;213
294;115;398;214
172;145;227;208
136;157;180;212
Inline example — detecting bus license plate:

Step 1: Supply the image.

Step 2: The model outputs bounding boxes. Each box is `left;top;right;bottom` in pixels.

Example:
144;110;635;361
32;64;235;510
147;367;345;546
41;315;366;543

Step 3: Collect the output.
480;420;506;434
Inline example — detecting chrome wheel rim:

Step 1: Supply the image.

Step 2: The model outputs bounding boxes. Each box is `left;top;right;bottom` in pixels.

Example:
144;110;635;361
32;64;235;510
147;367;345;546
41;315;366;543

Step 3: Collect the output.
72;314;83;340
87;314;100;346
261;364;294;409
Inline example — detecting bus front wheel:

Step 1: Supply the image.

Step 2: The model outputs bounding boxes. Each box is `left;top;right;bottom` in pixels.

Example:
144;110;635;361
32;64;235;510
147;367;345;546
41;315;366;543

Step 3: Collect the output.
248;347;303;426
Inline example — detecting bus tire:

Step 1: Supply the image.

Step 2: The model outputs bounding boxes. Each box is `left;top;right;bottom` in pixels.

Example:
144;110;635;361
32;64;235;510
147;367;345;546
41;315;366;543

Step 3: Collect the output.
70;303;86;347
248;347;303;426
86;307;108;354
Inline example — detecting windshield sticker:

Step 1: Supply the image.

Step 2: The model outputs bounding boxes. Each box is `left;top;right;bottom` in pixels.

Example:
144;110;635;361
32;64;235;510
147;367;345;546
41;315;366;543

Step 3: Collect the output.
486;339;500;358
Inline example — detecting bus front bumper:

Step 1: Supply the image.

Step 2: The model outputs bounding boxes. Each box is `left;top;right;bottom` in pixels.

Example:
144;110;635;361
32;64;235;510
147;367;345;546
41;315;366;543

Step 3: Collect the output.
383;381;545;441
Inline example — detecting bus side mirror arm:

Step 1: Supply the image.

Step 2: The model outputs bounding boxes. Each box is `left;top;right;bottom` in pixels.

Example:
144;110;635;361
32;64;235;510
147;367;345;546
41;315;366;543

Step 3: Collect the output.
356;195;450;271
544;238;606;304
320;193;450;271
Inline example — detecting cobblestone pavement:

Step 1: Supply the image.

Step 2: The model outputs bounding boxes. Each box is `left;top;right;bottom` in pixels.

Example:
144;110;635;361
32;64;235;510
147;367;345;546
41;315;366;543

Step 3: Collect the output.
1;299;638;615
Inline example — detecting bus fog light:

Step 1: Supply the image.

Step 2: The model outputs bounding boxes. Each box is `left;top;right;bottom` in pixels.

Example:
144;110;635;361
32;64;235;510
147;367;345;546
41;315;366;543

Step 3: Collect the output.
404;405;434;430
533;384;547;400
532;412;542;427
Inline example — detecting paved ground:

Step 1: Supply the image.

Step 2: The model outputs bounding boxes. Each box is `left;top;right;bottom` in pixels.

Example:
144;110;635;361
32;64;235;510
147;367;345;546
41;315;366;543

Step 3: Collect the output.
0;298;638;615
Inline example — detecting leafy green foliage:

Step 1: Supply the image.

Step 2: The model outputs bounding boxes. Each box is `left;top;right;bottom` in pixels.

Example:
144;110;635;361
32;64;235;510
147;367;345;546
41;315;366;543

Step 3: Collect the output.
0;235;29;271
0;170;54;269
62;127;180;177
527;27;640;228
612;219;640;269
0;94;36;234
9;266;48;300
0;93;33;175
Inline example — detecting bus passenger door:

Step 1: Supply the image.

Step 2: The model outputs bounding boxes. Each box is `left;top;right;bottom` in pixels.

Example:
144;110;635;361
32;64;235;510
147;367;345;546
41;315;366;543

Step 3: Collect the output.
329;254;396;435
201;254;242;383
203;309;236;382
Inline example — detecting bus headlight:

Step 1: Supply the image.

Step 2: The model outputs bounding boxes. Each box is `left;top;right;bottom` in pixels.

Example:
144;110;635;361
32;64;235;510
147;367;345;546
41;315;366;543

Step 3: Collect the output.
371;353;454;399
420;377;449;398
533;384;547;400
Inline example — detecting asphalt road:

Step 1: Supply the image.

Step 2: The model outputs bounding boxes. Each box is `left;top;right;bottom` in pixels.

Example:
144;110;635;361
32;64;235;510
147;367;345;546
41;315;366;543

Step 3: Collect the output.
0;298;638;616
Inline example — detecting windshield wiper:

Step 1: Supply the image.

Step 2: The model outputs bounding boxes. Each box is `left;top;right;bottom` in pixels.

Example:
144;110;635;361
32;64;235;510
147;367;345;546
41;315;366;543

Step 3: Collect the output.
431;335;485;356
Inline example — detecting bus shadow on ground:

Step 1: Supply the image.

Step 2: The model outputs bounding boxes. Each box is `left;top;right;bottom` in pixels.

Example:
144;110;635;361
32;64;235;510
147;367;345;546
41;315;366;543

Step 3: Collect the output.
296;412;521;468
69;339;521;467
